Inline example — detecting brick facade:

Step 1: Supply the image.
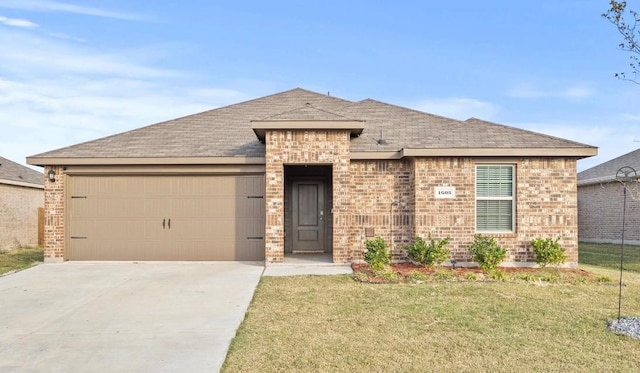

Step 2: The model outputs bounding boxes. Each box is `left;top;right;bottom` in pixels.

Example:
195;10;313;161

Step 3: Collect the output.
349;157;579;267
40;153;580;267
413;157;476;261
0;183;43;250
578;181;640;244
43;166;65;262
349;160;414;261
264;129;351;263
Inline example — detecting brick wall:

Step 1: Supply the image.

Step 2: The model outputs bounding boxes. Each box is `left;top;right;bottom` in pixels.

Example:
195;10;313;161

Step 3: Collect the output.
264;129;351;263
512;158;579;264
414;157;476;261
41;150;580;266
350;157;579;266
578;181;640;244
43;166;65;262
0;183;43;250
349;160;414;261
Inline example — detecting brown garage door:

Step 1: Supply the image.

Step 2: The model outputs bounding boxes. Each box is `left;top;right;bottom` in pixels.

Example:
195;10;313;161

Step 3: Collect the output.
67;175;265;261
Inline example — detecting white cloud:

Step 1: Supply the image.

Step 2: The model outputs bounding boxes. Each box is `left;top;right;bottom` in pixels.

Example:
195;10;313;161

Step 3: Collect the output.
412;97;499;121
0;76;247;168
0;0;148;21
507;83;595;100
0;31;183;79
0;26;248;168
0;15;38;28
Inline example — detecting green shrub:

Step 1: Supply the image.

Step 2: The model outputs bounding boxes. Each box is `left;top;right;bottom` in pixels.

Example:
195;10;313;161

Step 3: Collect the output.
464;272;477;281
518;273;537;282
530;237;568;267
468;234;507;272
489;269;507;281
379;268;401;282
363;236;391;272
407;271;429;283
574;276;588;285
405;233;450;266
540;274;560;283
433;268;454;280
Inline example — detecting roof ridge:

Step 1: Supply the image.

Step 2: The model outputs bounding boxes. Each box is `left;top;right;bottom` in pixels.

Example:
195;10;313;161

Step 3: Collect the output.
27;88;597;161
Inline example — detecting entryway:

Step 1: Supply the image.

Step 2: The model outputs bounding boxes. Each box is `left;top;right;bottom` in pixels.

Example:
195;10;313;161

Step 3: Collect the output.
284;165;333;257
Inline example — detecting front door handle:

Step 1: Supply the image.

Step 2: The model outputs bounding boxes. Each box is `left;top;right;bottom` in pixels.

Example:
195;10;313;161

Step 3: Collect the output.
162;218;166;229
320;210;323;221
168;218;171;229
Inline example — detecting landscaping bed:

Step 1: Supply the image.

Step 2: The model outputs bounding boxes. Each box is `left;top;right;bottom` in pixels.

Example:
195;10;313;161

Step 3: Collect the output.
352;262;596;284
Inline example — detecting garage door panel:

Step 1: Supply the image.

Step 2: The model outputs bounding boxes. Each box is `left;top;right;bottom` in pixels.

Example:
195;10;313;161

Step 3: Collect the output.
67;175;265;261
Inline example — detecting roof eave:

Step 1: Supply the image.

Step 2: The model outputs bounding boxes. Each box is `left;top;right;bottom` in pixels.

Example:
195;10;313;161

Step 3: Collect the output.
0;178;44;189
578;174;640;186
401;147;597;158
26;156;267;167
27;147;598;166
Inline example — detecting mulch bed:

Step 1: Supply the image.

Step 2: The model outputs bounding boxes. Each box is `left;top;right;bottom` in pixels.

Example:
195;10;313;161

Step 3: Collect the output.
351;262;595;284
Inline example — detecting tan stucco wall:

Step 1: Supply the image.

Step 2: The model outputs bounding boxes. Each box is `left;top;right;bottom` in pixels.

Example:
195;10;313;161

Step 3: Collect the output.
0;183;43;250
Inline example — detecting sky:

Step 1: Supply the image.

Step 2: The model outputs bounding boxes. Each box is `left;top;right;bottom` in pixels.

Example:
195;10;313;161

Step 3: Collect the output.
1;0;639;172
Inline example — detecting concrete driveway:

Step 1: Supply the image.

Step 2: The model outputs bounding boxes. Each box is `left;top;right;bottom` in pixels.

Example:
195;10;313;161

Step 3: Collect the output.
0;262;264;372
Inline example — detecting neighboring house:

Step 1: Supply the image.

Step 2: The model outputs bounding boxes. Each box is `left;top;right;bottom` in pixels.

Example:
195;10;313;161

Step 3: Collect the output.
0;156;44;250
27;88;596;266
578;148;640;244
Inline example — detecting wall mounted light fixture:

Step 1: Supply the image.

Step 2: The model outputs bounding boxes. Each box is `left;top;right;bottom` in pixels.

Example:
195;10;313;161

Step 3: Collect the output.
48;167;56;182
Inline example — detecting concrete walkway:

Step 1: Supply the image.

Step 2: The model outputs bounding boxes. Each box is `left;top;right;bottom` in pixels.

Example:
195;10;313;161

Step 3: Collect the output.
0;262;263;373
263;253;353;276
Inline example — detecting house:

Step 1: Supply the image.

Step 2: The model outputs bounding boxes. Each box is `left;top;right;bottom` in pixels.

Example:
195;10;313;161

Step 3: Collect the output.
578;148;640;244
0;156;44;250
27;88;596;266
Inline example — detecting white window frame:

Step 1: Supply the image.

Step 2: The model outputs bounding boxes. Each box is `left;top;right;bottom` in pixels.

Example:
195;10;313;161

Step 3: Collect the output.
475;164;515;233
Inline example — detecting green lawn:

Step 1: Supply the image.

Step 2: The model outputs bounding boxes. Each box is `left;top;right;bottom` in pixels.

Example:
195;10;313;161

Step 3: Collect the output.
0;246;44;275
579;241;640;273
223;267;640;372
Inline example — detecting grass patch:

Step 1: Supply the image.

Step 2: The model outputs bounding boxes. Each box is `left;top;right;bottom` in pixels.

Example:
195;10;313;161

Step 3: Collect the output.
223;272;640;372
579;241;640;273
0;246;43;275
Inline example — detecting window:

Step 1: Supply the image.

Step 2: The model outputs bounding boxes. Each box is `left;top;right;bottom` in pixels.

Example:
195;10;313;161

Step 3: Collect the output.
476;165;514;232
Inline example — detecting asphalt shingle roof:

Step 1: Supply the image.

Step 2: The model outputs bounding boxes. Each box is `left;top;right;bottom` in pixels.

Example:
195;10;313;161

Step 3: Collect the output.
29;88;594;160
578;148;640;184
0;156;43;186
261;104;355;121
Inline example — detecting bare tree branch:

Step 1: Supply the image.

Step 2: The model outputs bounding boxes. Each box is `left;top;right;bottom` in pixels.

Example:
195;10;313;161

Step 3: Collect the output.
603;0;640;85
